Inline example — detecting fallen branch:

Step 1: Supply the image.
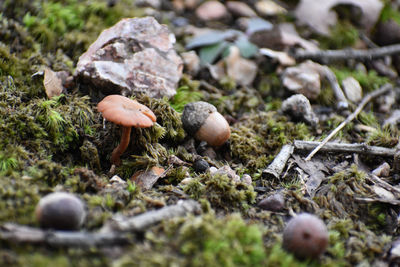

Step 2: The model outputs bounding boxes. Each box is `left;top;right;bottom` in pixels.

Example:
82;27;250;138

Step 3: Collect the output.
0;223;131;247
294;44;400;62
354;197;400;206
305;83;393;161
109;199;201;232
294;140;396;157
262;144;294;179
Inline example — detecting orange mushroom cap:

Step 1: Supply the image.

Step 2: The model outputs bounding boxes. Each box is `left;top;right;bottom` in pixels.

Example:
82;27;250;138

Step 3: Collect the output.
97;95;156;127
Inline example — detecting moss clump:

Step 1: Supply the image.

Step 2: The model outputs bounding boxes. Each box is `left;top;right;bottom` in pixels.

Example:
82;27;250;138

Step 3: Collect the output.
170;75;204;112
176;213;266;266
318;21;359;49
119;213;266;266
230;111;310;175
183;172;256;211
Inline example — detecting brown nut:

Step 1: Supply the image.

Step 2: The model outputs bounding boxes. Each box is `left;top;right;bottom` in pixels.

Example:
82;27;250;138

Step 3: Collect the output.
35;192;85;230
182;101;230;146
282;213;328;259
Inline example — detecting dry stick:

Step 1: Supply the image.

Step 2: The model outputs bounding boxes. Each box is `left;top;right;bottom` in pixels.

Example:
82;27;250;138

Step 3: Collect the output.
109;200;201;232
262;144;294;179
305;83;393;161
294;140;396;157
294;44;400;62
319;66;348;109
0;223;131;247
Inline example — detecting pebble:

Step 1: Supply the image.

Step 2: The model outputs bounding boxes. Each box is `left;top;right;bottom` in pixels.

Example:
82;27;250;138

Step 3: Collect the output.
195;1;228;21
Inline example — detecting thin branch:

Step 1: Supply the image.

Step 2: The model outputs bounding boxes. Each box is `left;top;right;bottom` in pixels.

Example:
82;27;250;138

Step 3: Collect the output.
294;44;400;62
0;223;131;247
294;140;396;157
262;144;294;179
305;83;393;161
109;200;201;232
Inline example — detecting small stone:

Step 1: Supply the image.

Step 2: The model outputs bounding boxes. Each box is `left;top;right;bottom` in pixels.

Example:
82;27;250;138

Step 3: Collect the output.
258;192;285;211
211;165;240;183
35;192;85;230
193;158;210;173
195;1;228;21
281;94;319;127
181;51;201;76
255;0;286;16
110;175;126;184
283;213;328;259
372;162;391;177
282;62;321;100
241;174;252;186
75;17;183;99
225;46;258;86
226;1;257;17
342;77;362;103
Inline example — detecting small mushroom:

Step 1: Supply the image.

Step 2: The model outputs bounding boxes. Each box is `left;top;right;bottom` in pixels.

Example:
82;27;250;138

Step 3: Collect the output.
35;192;85;230
283;213;328;259
181;101;230;146
97;95;156;166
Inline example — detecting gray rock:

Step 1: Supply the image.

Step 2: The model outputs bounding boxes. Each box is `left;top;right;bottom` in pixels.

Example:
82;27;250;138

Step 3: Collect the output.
281;94;319;127
258;192;285;211
75;17;183;98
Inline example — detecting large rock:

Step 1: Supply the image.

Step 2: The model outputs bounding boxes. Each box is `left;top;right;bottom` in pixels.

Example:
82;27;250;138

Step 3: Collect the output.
75;17;183;98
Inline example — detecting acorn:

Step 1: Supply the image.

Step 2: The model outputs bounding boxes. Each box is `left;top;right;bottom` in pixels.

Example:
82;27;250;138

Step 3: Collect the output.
181;101;230;146
35;192;86;230
282;213;328;259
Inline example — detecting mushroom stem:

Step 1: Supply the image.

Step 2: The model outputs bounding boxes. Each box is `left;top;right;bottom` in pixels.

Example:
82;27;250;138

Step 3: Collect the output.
111;126;132;166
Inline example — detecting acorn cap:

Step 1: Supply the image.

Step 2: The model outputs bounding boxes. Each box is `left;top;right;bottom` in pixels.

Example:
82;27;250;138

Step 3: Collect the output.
181;101;217;136
97;95;156;128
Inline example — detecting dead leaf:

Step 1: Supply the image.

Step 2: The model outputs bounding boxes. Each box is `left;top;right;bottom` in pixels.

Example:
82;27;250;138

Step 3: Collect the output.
131;166;166;190
295;0;383;35
43;67;63;98
293;155;327;197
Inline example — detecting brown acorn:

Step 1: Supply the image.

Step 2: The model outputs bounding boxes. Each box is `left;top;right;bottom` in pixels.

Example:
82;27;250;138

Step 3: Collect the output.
181;101;230;146
282;213;328;259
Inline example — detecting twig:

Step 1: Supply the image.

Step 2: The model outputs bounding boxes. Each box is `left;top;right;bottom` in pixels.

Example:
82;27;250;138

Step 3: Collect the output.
109;200;201;232
0;223;131;247
262;144;294;179
354;197;400;206
305;83;393;161
294;140;396;157
319;66;348;109
294;44;400;62
367;174;400;197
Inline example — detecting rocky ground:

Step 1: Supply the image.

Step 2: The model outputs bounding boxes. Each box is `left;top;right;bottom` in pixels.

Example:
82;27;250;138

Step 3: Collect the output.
1;0;400;266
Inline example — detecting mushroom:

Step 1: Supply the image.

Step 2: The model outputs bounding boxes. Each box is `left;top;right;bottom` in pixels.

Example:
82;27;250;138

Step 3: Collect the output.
282;213;328;259
35;192;85;230
181;101;230;146
97;95;156;165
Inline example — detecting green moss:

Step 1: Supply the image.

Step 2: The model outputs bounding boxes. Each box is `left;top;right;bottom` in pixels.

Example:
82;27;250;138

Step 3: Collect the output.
177;213;266;266
318;21;359;49
230;112;310;175
183;173;256;211
332;67;389;93
380;2;400;24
